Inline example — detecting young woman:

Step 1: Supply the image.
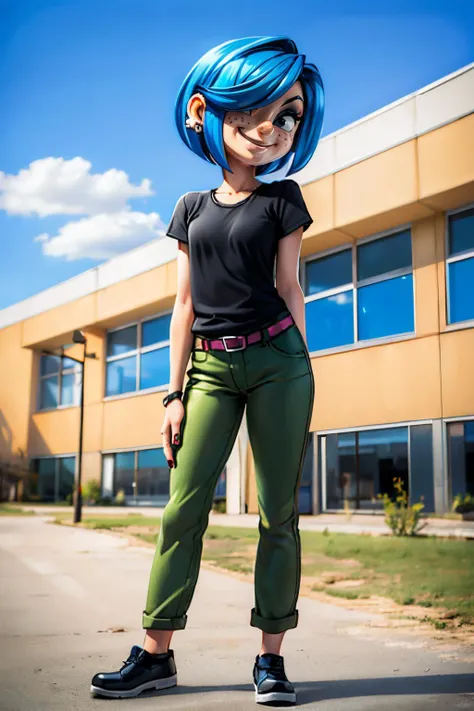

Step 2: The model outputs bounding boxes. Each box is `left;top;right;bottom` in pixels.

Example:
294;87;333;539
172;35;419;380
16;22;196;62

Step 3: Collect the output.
91;35;324;705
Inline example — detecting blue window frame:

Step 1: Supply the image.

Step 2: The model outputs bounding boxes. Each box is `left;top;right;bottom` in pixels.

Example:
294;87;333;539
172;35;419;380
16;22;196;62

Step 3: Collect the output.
446;207;474;324
38;354;81;411
105;312;172;397
303;228;414;353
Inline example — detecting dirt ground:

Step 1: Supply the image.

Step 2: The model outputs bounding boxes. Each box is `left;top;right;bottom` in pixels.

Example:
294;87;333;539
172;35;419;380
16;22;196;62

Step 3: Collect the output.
95;524;474;664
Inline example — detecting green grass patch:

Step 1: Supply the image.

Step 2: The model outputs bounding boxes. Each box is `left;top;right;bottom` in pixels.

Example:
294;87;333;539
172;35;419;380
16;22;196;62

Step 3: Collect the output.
53;512;161;529
324;588;370;601
299;530;474;623
49;514;474;624
0;504;35;516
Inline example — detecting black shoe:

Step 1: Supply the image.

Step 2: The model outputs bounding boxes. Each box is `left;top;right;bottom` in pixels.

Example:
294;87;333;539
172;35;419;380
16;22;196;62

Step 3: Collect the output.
90;644;177;698
253;653;296;705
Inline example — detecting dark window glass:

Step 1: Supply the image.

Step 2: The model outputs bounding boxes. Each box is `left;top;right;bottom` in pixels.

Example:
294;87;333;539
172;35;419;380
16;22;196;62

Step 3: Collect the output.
448;422;474;502
467;423;474;497
39;376;59;410
325;432;357;510
409;425;434;513
139;348;170;390
37;458;56;500
137;448;169;498
114;452;135;497
358;428;408;509
448;208;474;256
58;457;75;501
358;274;414;340
305;249;352;296
40;355;61;376
106;356;137;396
448;257;474;324
306;290;354;352
323;427;408;511
357;229;412;281
214;468;227;500
298;435;313;514
142;314;172;348
107;325;137;357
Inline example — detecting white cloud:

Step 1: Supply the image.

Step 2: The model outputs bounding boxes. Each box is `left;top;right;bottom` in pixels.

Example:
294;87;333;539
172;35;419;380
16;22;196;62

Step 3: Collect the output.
0;157;154;217
332;292;351;306
37;211;166;261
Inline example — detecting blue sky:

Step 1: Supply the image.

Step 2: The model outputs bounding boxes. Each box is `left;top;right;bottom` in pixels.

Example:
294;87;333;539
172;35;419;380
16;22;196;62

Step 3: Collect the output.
1;0;473;309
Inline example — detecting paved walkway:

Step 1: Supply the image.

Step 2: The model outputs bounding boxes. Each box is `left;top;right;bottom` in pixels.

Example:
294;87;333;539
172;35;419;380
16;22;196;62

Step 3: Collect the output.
16;504;474;538
1;515;473;710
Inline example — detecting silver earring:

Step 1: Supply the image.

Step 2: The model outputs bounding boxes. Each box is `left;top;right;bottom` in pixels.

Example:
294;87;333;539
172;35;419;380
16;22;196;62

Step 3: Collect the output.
185;117;202;133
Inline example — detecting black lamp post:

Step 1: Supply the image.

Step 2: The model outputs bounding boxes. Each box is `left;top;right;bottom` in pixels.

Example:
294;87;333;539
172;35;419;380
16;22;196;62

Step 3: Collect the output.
71;330;96;524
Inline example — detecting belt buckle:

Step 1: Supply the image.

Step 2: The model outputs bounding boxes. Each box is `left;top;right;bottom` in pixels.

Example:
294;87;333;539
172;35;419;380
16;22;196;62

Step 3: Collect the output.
222;335;246;352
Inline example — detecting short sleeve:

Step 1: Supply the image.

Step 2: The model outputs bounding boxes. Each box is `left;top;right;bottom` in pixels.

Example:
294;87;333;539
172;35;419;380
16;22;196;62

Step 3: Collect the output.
166;194;189;244
275;179;313;239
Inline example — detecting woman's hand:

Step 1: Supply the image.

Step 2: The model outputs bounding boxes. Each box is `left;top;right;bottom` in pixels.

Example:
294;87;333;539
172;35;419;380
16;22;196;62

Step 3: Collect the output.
161;398;185;468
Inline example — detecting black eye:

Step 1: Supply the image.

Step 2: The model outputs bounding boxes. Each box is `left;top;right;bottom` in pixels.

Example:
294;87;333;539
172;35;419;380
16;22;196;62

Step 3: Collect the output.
274;111;301;133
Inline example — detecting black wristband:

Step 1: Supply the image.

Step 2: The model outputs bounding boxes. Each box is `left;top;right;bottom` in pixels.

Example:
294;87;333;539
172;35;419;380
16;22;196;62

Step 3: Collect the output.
162;390;183;408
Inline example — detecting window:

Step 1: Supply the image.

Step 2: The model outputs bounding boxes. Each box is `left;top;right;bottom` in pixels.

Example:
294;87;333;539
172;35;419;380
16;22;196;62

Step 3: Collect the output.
38;355;81;410
31;456;76;502
105;312;172;397
101;449;227;506
319;423;434;513
304;228;414;352
447;421;474;504
446;207;474;324
102;449;170;504
298;434;314;514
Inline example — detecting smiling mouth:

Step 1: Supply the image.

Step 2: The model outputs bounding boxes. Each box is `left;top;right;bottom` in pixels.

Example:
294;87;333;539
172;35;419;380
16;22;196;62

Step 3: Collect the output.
238;127;274;148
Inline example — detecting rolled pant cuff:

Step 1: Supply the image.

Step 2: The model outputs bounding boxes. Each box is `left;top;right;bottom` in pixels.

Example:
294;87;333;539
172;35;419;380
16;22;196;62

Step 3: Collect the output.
250;608;299;634
142;612;187;630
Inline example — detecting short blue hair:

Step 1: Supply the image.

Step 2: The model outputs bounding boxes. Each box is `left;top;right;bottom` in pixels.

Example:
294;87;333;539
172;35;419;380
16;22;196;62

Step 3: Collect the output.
174;36;325;176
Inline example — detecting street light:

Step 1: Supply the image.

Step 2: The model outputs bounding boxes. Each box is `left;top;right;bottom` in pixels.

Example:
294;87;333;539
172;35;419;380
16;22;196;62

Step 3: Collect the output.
71;330;96;524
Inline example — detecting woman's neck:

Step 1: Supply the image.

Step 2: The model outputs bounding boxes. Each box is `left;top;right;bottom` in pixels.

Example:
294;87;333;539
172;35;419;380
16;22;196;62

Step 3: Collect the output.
216;160;260;195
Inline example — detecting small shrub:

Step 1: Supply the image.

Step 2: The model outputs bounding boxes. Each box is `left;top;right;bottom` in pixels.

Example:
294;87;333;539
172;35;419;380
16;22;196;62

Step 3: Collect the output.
452;493;474;514
82;480;101;505
114;489;126;506
378;477;426;536
212;499;226;513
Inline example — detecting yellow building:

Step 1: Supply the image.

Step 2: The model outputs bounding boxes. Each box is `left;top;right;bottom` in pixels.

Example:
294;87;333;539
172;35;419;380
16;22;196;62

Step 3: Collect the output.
1;64;473;514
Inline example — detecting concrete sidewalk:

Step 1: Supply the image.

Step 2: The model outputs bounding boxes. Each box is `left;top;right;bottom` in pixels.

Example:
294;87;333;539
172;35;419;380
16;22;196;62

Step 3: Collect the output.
16;504;474;539
1;515;473;710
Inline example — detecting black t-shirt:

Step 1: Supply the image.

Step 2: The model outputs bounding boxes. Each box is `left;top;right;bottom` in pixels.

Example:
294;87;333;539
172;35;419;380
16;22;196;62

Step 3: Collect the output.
165;178;313;337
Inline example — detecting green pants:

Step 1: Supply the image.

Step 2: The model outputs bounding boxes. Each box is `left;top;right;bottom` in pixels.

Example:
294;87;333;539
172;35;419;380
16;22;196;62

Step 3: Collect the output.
142;309;315;634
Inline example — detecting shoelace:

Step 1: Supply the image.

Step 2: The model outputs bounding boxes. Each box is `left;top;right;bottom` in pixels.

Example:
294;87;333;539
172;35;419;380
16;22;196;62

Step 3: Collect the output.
120;651;142;670
257;656;285;677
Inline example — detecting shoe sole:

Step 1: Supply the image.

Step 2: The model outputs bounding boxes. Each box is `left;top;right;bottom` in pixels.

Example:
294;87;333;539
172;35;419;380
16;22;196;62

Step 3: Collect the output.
254;682;296;705
90;674;177;698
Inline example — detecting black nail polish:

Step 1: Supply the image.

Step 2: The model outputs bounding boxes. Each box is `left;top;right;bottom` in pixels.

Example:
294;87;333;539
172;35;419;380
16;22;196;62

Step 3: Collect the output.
167;460;174;468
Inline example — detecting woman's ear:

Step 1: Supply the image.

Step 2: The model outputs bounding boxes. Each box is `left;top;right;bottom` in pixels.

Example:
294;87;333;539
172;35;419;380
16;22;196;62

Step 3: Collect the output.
186;92;206;125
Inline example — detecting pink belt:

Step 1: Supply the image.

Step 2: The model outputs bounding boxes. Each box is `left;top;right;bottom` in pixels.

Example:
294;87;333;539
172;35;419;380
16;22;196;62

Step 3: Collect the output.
194;314;295;352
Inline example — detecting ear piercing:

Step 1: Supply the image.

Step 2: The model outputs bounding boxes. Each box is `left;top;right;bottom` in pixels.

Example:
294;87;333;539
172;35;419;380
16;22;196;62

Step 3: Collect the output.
185;117;203;133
